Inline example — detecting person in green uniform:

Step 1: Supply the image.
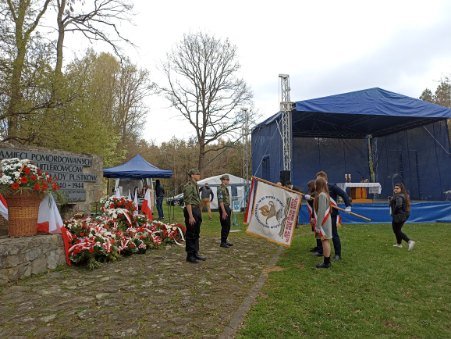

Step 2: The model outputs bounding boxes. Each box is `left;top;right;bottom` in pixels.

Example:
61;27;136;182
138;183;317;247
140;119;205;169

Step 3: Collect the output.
217;174;233;248
183;168;206;263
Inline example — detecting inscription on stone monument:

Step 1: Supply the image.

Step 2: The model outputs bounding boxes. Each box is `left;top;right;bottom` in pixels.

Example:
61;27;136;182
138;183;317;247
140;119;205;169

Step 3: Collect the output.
0;148;97;202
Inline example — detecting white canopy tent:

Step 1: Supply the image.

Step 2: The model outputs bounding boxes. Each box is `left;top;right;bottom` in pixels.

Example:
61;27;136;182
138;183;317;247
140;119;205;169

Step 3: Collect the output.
197;173;249;210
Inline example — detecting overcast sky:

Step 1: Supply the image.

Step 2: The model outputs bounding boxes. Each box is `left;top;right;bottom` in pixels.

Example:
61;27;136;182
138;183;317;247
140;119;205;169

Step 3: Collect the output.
65;0;451;144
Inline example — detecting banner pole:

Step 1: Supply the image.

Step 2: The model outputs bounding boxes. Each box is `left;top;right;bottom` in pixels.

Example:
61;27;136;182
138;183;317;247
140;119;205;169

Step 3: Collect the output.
253;176;304;195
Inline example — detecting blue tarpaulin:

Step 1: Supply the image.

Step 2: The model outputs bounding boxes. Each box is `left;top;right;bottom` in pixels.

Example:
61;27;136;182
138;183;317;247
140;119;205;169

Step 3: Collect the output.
292;87;451;138
298;202;451;224
103;154;172;179
252;87;451;201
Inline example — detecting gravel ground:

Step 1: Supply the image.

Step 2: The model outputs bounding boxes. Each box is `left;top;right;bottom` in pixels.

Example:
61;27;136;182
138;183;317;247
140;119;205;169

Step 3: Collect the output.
0;232;281;338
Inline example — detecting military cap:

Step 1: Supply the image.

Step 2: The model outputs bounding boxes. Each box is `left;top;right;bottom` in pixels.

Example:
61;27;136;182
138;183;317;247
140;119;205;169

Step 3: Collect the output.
220;174;230;180
188;168;200;175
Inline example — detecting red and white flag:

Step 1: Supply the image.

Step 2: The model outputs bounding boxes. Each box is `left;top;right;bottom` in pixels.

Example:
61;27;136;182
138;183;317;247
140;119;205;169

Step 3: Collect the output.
246;178;302;247
0;193;8;220
114;187;121;198
36;194;64;234
141;188;153;221
133;188;138;216
0;193;63;234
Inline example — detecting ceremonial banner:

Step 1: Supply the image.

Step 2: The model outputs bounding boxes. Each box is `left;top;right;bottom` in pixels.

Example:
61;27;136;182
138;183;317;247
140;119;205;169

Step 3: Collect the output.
246;178;301;247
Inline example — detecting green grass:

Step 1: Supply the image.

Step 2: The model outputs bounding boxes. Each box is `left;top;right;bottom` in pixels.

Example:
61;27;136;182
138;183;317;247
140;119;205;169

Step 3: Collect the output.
161;205;451;337
237;223;451;338
163;204;247;236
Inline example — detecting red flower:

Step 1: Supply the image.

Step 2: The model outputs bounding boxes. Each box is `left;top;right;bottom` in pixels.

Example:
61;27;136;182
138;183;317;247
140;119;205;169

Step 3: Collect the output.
31;175;37;181
20;176;28;184
52;182;58;190
11;182;20;190
33;183;40;191
23;167;31;174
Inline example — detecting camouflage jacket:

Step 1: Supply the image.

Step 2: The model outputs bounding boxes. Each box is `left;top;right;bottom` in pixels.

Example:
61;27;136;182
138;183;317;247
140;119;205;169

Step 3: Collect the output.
183;179;200;206
217;184;230;206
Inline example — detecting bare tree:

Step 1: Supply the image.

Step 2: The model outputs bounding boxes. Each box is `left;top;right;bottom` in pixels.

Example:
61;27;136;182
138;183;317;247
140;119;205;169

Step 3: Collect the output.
114;60;154;146
53;0;133;79
161;32;253;174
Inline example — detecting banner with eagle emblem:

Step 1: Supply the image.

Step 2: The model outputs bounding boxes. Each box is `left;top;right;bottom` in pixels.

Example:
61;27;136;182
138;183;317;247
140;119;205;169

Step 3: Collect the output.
245;177;302;247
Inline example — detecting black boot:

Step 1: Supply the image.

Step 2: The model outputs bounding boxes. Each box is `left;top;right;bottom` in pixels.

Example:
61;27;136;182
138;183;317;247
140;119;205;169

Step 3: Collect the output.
194;253;206;261
316;256;331;269
186;256;199;263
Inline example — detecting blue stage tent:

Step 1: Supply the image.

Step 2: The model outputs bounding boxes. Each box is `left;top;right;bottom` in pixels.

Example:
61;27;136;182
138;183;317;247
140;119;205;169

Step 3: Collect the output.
103;154;172;179
252;88;451;203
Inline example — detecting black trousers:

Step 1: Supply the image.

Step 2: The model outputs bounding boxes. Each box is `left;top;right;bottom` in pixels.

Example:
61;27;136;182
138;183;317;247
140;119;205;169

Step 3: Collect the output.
219;205;231;243
331;214;341;257
317;214;341;256
184;206;202;257
392;220;410;244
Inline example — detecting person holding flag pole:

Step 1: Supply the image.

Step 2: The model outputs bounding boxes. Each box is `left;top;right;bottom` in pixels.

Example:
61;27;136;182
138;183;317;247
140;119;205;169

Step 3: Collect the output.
315;170;352;261
313;177;333;269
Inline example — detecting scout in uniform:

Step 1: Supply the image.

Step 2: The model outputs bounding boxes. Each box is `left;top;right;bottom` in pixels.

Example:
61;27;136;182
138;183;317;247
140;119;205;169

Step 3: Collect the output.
217;174;233;248
182;168;206;263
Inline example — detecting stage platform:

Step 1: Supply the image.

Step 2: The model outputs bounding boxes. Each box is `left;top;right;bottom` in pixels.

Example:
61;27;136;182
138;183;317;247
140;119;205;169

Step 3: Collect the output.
299;201;451;224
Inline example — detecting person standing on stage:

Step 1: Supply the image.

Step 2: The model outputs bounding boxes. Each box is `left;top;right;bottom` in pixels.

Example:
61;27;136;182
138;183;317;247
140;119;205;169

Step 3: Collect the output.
389;183;415;250
183;168;206;263
315;170;351;261
217;174;233;248
314;177;332;268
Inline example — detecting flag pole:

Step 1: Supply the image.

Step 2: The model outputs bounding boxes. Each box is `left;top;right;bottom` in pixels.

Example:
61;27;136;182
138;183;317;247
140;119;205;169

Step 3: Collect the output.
333;205;372;222
253;176;304;195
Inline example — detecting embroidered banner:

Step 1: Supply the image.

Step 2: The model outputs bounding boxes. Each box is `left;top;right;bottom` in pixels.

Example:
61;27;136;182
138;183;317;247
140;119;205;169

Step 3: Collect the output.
246;178;301;247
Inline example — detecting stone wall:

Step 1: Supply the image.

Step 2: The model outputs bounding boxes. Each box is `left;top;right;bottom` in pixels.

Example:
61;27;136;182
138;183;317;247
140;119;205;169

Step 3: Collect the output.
0;216;7;237
0;235;66;286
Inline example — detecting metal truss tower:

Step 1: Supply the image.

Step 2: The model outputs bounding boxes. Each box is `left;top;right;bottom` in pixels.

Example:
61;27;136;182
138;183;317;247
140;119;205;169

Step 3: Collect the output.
242;108;250;194
279;74;293;172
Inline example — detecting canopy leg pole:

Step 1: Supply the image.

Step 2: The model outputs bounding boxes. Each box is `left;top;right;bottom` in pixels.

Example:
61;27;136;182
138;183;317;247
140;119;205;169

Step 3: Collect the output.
367;134;376;201
367;134;375;182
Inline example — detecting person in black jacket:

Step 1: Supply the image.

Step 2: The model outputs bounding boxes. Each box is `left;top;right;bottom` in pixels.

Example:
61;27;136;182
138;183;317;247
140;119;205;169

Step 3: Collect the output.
389;183;415;250
315;171;351;261
155;180;165;220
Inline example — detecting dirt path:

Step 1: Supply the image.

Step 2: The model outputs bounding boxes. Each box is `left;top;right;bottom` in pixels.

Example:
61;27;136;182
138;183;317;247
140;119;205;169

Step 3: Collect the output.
0;233;281;337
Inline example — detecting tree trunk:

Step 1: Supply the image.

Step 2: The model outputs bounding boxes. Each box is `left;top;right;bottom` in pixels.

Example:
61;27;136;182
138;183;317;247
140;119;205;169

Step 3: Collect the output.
7;32;27;140
54;0;66;92
198;140;206;176
5;0;52;141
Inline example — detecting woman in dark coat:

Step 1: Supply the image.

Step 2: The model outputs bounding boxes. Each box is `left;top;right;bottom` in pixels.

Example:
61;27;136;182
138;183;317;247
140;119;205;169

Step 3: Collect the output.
389;183;415;250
